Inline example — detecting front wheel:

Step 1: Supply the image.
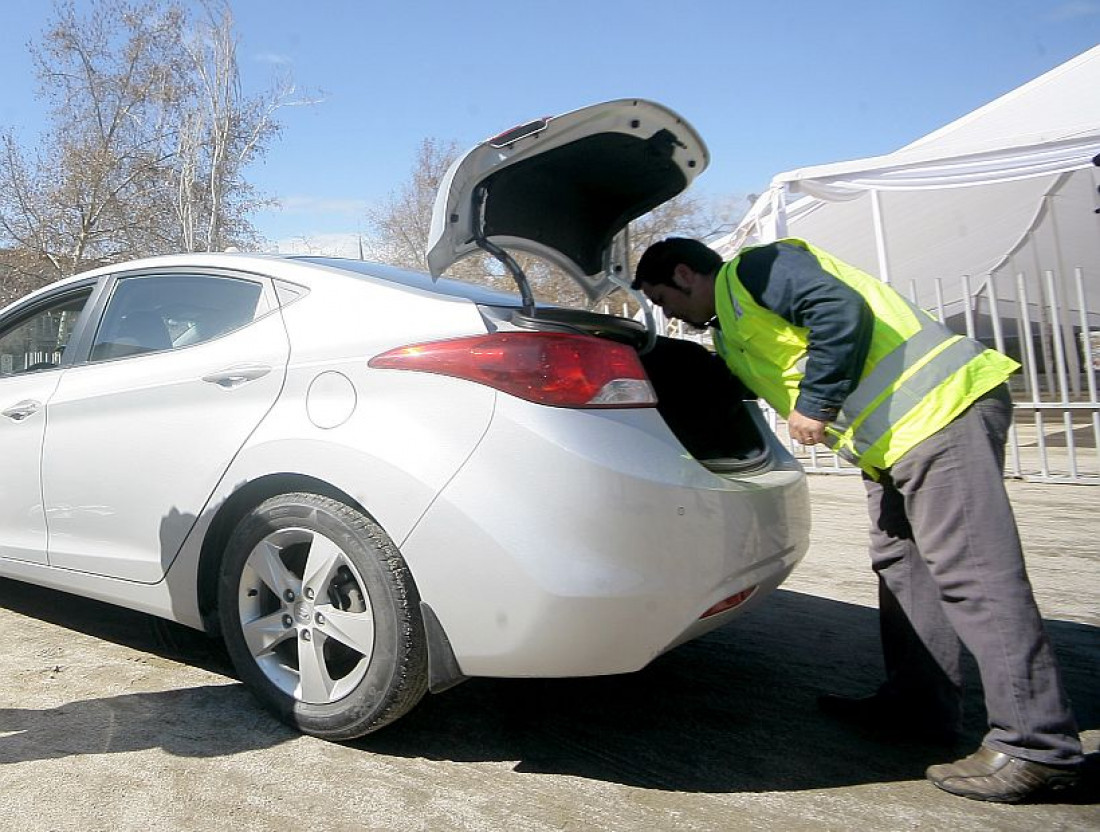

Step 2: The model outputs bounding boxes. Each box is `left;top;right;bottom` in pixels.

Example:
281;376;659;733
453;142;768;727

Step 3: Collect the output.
218;493;428;739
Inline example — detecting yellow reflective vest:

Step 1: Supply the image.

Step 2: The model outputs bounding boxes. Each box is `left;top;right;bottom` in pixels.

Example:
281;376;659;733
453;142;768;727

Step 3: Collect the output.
714;239;1019;474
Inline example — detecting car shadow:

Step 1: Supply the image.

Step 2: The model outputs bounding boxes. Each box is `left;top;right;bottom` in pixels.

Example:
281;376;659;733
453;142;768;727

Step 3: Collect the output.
0;685;294;763
358;589;1099;797
0;577;233;675
0;578;295;764
0;580;1095;798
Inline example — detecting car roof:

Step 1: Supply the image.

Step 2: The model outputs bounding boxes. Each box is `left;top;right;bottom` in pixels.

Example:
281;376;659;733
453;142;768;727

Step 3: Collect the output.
1;253;526;317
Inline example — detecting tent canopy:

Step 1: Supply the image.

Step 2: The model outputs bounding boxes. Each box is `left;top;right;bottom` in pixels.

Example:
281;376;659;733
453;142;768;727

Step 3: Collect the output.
719;45;1100;327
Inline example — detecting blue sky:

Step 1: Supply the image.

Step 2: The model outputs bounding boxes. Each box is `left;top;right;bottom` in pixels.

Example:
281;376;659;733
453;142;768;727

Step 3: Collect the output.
1;1;1098;256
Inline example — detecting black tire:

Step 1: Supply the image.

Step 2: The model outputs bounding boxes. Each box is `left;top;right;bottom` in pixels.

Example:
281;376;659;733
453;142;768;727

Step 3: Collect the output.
217;492;428;739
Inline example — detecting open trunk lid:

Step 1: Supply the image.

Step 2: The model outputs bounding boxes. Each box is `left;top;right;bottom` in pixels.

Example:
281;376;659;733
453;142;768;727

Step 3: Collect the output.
427;99;709;303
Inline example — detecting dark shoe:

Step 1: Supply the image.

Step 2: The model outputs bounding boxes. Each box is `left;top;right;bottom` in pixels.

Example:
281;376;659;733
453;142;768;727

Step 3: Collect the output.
817;692;959;745
927;747;1081;803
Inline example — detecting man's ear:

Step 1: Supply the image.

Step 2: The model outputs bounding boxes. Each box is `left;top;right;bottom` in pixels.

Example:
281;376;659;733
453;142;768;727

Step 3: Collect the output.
671;263;694;291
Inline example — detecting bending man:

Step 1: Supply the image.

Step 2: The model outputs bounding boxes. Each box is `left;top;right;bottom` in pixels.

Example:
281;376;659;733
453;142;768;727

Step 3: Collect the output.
633;237;1082;804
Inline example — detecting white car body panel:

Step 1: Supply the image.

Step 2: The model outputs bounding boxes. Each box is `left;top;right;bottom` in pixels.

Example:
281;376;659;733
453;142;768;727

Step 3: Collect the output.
401;396;809;677
42;306;290;582
143;372;499;630
215;372;498;549
0;372;61;563
258;260;504;539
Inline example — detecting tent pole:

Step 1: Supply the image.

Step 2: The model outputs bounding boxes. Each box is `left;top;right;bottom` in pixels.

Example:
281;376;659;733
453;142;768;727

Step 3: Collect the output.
961;274;976;337
1073;267;1100;471
1044;269;1078;478
1017;272;1050;478
987;273;1008;355
870;189;891;284
1045;193;1082;395
1011;262;1034;401
1031;242;1057;397
1015;269;1037;404
771;187;788;240
934;277;947;323
988;272;1022;477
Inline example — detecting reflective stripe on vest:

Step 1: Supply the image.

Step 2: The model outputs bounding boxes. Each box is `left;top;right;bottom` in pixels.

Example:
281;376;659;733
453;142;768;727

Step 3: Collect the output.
830;333;989;463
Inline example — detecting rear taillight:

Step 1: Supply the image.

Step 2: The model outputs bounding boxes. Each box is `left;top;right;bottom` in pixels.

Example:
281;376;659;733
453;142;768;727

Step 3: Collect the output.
369;332;657;409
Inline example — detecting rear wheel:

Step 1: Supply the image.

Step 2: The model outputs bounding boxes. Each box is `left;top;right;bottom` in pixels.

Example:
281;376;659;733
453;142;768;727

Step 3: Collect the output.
218;492;428;739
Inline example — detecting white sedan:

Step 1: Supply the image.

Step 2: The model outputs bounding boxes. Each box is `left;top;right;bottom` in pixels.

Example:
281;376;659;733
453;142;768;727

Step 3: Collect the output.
0;100;808;739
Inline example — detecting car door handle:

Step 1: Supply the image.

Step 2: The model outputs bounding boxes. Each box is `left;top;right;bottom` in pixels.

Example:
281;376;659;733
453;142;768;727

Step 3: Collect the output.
2;399;42;422
202;364;272;389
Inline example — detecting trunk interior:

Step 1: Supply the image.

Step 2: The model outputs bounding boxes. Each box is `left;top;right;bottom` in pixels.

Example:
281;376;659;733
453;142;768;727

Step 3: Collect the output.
502;306;772;473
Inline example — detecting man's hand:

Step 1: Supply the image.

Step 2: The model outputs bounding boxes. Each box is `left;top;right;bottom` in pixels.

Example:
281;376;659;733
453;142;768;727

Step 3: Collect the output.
787;410;830;446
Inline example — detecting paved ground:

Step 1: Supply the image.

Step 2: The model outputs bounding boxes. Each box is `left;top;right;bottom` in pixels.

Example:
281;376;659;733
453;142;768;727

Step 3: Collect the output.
0;475;1096;831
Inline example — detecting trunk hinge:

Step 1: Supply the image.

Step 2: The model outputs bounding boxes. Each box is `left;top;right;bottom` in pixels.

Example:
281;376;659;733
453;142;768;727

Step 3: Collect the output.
472;184;536;316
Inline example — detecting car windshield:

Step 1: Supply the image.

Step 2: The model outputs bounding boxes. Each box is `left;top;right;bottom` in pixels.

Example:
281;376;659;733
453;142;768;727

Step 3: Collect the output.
295;257;524;307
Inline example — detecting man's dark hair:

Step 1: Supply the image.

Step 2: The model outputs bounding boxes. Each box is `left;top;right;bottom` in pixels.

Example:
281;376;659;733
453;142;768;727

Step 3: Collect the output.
632;237;723;289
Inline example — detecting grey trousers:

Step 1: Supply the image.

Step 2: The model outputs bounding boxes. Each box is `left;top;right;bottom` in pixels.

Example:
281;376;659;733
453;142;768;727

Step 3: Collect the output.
863;384;1083;765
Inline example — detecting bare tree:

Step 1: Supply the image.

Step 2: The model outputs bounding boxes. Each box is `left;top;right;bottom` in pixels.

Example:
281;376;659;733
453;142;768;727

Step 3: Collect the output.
0;248;60;308
363;137;450;269
0;0;187;283
628;192;740;256
365;138;513;293
173;1;306;252
365;135;742;308
0;0;301;298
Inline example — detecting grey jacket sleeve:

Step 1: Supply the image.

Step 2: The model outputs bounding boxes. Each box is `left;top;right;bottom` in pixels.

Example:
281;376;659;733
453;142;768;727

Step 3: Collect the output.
736;242;874;421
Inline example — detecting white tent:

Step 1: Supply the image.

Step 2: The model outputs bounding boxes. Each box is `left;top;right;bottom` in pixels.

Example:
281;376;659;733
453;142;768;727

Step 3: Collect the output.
718;45;1100;361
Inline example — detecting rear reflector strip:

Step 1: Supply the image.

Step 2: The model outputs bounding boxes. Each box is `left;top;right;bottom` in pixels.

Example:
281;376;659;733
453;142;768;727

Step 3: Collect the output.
699;587;757;619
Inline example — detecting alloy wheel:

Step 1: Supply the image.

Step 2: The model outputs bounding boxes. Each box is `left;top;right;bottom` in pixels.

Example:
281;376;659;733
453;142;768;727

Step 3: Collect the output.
237;526;374;705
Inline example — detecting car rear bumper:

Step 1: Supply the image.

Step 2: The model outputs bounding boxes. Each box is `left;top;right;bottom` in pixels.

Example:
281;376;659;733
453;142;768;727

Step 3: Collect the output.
399;398;810;678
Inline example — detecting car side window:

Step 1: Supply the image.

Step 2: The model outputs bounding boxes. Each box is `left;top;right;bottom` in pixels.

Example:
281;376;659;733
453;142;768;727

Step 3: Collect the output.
0;289;93;376
90;274;269;362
